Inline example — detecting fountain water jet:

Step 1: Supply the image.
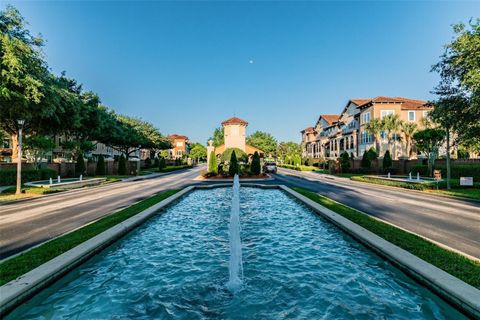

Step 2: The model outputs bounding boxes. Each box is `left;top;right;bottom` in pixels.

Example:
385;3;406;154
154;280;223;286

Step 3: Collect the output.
226;174;243;292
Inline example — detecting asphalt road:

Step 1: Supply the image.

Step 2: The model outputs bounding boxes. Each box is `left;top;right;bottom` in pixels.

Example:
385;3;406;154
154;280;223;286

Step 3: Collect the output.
272;168;480;260
0;166;203;259
1;165;479;261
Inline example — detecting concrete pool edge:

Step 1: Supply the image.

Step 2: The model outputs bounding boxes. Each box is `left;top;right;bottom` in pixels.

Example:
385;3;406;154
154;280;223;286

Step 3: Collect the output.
0;186;195;316
280;185;480;319
1;183;478;318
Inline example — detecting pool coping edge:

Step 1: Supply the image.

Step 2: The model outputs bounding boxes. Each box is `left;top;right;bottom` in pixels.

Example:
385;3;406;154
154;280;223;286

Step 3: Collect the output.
279;185;480;319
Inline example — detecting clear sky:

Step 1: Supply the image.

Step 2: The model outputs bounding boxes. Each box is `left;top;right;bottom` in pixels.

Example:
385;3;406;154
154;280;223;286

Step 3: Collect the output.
4;1;479;144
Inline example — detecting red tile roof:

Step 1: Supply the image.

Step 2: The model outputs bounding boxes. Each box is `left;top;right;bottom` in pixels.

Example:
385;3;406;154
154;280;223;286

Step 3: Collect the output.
357;96;428;109
350;99;371;106
301;127;315;133
221;117;248;126
321;114;340;125
168;134;189;140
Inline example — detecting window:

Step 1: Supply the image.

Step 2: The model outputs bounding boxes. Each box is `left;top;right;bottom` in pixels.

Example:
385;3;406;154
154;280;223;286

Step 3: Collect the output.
380;110;394;119
363;112;371;124
408;111;415;122
361;132;372;144
176;141;183;147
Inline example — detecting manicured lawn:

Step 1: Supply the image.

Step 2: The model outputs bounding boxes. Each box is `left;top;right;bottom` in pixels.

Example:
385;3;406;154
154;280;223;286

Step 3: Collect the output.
0;186;63;202
331;173;365;178
351;175;480;200
0;189;180;286
428;188;480;200
293;187;480;288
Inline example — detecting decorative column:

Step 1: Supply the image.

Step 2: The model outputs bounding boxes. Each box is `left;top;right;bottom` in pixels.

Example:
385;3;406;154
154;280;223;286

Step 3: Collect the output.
206;140;215;166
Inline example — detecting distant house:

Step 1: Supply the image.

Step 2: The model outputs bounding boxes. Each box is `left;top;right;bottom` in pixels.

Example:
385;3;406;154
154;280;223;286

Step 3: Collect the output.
214;117;263;157
168;134;189;159
301;96;435;160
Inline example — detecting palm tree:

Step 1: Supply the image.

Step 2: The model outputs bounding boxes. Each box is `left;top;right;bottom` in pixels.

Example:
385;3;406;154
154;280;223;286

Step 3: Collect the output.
401;122;418;159
382;114;402;158
364;118;383;156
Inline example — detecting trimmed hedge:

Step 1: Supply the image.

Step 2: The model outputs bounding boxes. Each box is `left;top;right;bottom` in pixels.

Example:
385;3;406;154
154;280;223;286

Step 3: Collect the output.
279;164;317;171
159;165;192;173
0;168;57;186
410;164;480;180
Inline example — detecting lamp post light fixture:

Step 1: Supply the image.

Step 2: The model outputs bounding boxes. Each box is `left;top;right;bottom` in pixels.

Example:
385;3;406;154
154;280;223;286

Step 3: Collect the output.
16;119;25;195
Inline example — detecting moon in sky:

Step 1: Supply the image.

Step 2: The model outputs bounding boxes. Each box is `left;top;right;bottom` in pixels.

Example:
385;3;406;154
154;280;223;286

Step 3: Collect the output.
249;60;254;64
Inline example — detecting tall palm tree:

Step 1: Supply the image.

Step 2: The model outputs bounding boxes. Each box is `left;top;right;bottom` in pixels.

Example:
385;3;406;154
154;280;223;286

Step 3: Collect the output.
364;118;383;156
401;122;418;159
382;114;402;158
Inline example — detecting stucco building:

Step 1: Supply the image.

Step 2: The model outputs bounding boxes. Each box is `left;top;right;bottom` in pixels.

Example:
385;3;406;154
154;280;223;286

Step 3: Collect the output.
301;96;434;160
168;134;189;160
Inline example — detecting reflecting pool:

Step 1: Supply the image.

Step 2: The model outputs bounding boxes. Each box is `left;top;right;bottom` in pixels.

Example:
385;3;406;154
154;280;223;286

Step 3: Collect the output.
8;188;466;319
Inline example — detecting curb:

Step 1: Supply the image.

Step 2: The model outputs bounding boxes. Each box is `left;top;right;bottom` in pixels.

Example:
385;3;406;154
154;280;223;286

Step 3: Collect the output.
279;168;480;204
0;186;195;316
280;185;480;319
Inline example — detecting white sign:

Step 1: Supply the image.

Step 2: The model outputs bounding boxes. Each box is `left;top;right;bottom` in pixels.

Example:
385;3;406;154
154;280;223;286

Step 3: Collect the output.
460;177;473;186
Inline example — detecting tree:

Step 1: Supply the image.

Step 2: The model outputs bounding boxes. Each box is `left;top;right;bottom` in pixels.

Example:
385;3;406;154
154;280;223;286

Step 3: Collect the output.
361;150;371;169
413;128;445;176
364;118;383;156
276;141;302;163
401;122;417;159
382;114;402;158
189;143;207;162
431;20;480;148
339;151;350;172
0;6;56;159
118;154;127;175
210;127;224;147
208;151;217;174
75;153;86;177
367;147;378;160
247;131;277;156
251;151;261;175
23;135;54;169
228;150;239;176
382;150;392;171
96;155;106;176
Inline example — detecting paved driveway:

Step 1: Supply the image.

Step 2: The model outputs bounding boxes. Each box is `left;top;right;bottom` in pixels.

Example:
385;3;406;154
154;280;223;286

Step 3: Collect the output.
0;167;203;259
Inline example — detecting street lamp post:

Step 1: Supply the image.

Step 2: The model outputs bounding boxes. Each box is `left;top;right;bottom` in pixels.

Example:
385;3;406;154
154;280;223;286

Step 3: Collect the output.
16;119;25;195
137;145;141;176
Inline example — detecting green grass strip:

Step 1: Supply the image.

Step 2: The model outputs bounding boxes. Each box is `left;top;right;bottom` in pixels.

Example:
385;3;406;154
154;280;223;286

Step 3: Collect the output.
293;187;480;288
0;189;180;286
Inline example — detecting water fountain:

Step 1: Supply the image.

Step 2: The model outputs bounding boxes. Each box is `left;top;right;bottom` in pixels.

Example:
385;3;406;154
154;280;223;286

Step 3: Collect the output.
417;172;420;181
409;172;412;180
226;174;243;292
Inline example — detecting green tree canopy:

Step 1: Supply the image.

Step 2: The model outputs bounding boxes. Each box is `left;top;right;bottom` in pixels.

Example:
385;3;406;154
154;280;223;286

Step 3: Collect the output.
413;128;445;176
276;141;301;163
431;20;480;147
209;127;224;147
189;143;207;161
246;131;277;155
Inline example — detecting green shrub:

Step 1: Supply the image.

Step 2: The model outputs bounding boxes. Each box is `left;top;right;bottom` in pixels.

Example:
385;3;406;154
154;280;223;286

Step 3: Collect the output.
144;157;151;168
208;151;218;174
221;148;247;163
118;154;127;175
0;168;57;186
340;151;351;172
361;151;371;168
154;157;160;168
382;150;392;170
158;157;166;170
229;150;239;176
75;154;86;177
367;147;378;160
96;155;106;176
159;165;192;172
251;151;261;175
411;164;480;180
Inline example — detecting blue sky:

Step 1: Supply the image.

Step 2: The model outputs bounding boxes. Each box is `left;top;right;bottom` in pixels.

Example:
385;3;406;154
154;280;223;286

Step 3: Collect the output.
4;1;479;143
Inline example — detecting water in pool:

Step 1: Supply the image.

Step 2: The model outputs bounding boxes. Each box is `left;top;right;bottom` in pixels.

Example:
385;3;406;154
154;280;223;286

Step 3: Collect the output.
8;188;466;319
